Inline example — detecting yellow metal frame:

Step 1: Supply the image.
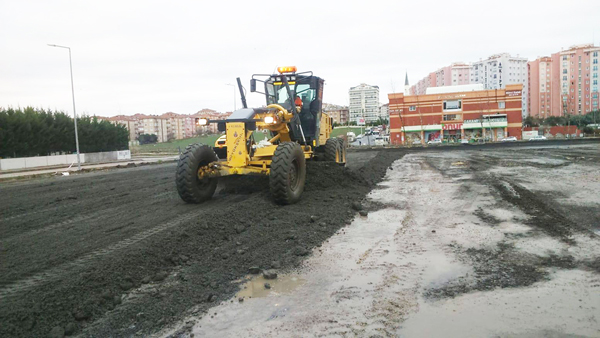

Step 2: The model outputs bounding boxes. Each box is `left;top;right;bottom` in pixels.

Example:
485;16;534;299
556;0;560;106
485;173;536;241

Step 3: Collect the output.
197;104;316;180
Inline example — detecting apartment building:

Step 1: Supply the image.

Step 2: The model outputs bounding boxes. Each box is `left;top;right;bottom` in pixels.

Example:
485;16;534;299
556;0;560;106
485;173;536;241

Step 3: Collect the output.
323;104;349;125
412;63;471;95
558;44;599;115
528;44;600;117
471;54;528;116
349;83;380;124
108;115;138;141
411;54;528;117
528;56;556;118
379;103;389;121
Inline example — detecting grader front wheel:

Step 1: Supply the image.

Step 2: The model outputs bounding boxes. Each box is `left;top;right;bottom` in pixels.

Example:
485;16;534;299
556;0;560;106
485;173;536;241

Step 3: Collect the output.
176;144;218;204
269;142;306;205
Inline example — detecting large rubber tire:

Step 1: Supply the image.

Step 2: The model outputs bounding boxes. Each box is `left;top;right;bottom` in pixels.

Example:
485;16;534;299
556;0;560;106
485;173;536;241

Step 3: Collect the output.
176;144;218;204
269;142;306;205
324;138;340;162
336;138;347;166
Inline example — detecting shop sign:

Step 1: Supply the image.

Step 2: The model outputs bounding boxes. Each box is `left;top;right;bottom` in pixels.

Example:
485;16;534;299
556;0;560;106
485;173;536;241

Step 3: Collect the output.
506;90;521;97
442;123;463;130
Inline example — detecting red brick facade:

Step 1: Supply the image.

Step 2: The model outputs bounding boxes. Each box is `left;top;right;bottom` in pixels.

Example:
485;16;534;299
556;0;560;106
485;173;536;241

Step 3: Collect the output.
388;84;523;145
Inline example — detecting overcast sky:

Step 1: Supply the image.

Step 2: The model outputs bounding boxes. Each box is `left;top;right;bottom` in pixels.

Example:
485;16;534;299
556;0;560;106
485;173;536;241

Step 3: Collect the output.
1;0;599;117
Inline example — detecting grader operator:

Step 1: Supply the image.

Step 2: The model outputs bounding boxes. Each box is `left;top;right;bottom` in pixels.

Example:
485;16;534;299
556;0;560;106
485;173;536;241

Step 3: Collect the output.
176;66;346;205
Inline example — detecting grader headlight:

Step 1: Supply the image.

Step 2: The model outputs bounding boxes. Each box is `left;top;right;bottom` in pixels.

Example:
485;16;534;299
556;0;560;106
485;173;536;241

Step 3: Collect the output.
264;115;276;124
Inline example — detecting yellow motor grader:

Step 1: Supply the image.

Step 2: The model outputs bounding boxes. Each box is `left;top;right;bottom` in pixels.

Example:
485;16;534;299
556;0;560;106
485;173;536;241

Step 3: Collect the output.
176;66;346;205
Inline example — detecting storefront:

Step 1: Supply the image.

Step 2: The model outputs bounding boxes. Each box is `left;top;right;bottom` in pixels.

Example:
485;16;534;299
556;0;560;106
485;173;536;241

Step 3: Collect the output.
441;123;462;143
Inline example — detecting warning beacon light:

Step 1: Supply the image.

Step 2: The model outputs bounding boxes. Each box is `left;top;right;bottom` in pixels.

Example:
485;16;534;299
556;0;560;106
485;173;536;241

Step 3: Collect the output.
277;66;297;74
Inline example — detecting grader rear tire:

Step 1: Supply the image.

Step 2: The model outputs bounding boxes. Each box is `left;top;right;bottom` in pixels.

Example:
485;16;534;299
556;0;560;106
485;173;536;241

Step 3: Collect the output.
269;142;306;205
324;138;340;162
176;144;218;204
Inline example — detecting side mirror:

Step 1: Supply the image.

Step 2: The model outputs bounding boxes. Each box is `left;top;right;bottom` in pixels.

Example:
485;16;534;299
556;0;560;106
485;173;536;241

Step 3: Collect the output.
250;79;256;92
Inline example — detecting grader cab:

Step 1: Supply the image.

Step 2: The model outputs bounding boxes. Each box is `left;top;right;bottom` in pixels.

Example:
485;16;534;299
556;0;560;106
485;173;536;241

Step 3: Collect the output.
176;67;345;205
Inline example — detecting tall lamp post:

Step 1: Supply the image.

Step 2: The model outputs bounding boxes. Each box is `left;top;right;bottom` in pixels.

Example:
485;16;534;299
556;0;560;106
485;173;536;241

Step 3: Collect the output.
48;44;81;171
226;83;236;111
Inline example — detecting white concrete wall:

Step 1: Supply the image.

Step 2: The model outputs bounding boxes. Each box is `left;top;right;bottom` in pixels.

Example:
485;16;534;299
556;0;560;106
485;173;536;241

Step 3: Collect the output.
0;158;27;170
0;151;128;171
47;155;68;166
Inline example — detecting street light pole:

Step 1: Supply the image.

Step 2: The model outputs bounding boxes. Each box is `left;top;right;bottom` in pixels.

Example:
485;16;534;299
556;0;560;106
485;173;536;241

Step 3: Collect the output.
226;83;236;111
48;44;81;171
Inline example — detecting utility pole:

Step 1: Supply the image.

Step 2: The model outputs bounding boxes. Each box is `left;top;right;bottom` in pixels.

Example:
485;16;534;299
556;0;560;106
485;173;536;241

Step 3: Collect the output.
48;44;81;170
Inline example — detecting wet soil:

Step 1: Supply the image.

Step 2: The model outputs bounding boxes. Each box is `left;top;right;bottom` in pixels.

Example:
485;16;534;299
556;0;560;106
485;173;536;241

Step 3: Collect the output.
1;139;599;337
0;149;403;337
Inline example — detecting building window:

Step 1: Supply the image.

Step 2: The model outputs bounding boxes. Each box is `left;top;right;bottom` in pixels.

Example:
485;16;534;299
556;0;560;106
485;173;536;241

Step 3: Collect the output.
409;106;416;111
443;99;462;111
443;114;459;121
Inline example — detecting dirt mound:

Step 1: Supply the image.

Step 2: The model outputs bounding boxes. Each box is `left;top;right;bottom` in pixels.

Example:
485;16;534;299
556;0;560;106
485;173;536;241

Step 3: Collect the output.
0;149;405;337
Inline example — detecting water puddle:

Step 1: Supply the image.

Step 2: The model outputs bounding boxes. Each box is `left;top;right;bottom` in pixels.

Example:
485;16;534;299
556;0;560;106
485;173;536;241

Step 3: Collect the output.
236;274;306;299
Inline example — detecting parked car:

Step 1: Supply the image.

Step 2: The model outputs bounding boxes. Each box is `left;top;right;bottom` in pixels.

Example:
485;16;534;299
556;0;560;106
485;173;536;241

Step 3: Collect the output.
346;132;356;143
528;135;547;141
460;139;470;144
427;139;442;145
374;136;386;146
501;136;518;142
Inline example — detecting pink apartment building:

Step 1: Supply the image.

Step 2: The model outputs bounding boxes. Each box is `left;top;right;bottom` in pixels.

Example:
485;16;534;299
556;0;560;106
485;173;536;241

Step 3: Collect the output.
412;63;471;95
528;44;600;117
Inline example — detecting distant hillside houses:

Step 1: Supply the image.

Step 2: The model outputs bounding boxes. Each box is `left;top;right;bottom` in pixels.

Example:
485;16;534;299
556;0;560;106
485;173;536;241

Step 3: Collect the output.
96;109;231;143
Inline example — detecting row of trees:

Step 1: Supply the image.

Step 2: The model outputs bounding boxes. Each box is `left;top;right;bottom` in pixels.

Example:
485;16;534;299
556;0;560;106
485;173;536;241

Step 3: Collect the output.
523;110;599;129
0;107;129;158
137;134;158;145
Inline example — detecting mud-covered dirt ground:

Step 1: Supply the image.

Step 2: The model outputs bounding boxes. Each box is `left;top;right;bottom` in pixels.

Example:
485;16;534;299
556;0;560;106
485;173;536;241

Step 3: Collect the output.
174;140;600;338
1;139;599;337
0;147;406;337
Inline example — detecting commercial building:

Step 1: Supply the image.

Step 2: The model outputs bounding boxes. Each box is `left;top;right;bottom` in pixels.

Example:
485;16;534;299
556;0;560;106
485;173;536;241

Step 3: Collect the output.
388;84;523;145
349;83;380;124
528;44;600;117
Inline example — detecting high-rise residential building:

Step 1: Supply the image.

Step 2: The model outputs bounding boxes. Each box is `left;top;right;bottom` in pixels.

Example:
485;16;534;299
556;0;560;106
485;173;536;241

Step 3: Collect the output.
528;57;556;118
411;54;528;117
349;83;380;124
558;44;600;115
379;103;389;120
470;54;528;116
528;44;600;117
